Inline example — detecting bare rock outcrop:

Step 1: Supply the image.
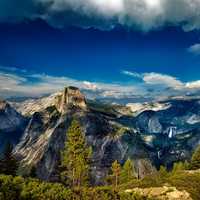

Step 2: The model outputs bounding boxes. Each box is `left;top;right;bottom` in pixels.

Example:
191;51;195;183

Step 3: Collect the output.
0;100;26;131
125;186;192;200
12;87;87;116
57;86;87;113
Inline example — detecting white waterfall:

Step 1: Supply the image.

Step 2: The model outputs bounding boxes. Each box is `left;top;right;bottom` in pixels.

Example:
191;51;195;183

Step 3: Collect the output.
168;127;176;138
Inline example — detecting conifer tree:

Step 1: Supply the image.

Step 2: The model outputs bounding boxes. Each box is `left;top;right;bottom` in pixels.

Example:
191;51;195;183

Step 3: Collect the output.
29;166;37;178
120;158;136;183
190;145;200;170
158;165;168;178
60;119;92;188
111;160;121;188
183;160;190;170
0;142;18;176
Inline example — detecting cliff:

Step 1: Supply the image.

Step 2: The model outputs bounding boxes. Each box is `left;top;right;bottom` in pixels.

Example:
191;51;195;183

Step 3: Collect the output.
13;87;154;184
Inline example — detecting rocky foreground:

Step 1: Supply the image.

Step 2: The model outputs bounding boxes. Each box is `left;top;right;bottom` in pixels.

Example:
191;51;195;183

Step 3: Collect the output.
125;186;192;200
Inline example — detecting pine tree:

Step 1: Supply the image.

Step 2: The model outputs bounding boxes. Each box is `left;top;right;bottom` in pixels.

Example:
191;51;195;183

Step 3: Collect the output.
190;145;200;170
183;160;190;170
120;158;136;183
158;165;168;178
60;119;92;188
0;142;18;176
111;160;121;188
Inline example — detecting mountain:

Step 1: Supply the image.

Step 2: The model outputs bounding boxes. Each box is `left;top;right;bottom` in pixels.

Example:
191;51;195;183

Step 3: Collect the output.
0;99;27;152
12;87;154;184
134;99;200;168
2;86;200;185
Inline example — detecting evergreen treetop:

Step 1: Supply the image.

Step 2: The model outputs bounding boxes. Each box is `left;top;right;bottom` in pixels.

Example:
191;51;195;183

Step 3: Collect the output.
60;119;92;188
120;158;136;183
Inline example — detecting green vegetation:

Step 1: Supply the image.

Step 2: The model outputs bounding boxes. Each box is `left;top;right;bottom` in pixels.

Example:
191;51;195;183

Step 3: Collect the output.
171;161;186;174
120;158;136;184
61;120;91;188
1;122;200;199
120;168;200;200
190;145;200;170
0;175;152;200
60;119;92;188
110;160;121;188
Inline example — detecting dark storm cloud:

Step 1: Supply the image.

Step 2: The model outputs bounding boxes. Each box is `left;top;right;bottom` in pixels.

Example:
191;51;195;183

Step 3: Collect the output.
1;0;200;31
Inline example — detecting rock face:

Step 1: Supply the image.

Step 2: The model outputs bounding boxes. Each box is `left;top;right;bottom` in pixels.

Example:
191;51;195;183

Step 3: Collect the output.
136;110;163;134
58;86;87;113
134;99;200;168
7;88;200;184
0;100;25;131
12;87;86;116
0;99;27;152
14;87;155;184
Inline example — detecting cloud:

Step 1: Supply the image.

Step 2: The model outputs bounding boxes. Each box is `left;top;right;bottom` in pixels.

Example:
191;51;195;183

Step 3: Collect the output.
0;66;142;100
142;73;184;88
83;81;98;90
188;43;200;55
122;69;200;97
122;70;183;88
122;70;142;78
186;80;200;89
2;0;200;31
2;66;200;103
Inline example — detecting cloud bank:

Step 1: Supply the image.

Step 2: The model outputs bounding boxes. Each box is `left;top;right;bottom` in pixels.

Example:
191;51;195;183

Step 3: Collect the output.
122;70;184;88
2;0;200;31
0;66;143;101
1;67;200;103
122;70;200;96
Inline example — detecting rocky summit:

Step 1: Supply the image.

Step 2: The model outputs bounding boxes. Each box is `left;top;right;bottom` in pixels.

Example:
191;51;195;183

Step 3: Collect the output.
12;87;155;184
0;99;27;152
1;86;200;185
57;86;87;113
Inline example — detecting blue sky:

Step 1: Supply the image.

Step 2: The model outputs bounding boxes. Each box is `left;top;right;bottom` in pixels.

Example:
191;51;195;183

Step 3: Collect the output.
1;0;200;101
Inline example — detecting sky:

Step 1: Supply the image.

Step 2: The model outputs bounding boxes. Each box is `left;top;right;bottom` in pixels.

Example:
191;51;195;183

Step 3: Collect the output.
1;0;200;102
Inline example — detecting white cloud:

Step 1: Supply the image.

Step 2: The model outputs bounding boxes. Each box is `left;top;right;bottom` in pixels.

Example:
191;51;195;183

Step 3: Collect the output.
122;70;142;78
2;67;200;102
122;69;200;96
83;81;98;90
122;70;183;88
188;43;200;55
2;0;200;31
142;72;184;88
186;80;200;89
0;67;142;99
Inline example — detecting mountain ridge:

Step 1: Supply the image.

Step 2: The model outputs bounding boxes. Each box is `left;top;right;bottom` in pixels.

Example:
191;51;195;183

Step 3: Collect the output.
1;86;200;184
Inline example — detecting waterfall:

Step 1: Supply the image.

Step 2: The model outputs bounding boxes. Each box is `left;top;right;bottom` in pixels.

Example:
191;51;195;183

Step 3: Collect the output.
168;127;176;138
168;127;173;138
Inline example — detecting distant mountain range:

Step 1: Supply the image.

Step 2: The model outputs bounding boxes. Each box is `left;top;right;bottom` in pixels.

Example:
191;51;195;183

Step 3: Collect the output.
1;86;200;184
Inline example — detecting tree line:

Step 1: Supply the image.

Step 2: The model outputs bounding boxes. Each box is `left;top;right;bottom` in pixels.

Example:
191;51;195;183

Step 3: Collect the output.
1;119;200;185
59;119;137;189
0;119;200;199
